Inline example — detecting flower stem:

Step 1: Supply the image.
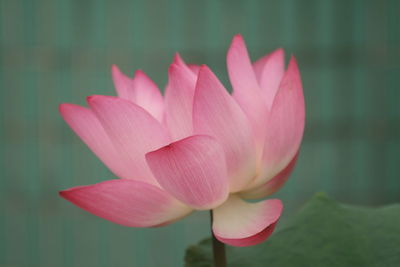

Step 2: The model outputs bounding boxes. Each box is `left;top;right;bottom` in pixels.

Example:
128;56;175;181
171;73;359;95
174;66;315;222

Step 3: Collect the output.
210;210;227;267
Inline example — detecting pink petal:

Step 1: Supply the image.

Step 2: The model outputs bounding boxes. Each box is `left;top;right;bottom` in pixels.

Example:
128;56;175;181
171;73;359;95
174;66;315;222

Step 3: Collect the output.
188;64;201;75
111;64;133;100
256;56;305;188
130;70;164;122
253;48;285;109
164;63;197;140
227;35;260;96
172;53;187;67
146;135;229;210
240;153;299;199
212;195;282;247
227;34;268;151
88;95;171;186
112;65;164;122
59;104;136;180
193;65;257;192
173;53;200;75
172;53;196;75
60;179;192;227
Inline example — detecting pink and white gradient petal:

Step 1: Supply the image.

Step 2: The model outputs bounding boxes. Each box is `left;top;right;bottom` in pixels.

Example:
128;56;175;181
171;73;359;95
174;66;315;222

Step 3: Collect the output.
188;64;201;75
130;70;164;122
88;95;171;186
60;179;192;227
111;65;164;122
146;135;229;210
241;153;299;199
172;53;193;72
193;65;257;193
111;64;133;101
252;48;285;109
212;195;282;247
164;63;197;140
59;104;135;180
254;57;305;188
227;34;268;152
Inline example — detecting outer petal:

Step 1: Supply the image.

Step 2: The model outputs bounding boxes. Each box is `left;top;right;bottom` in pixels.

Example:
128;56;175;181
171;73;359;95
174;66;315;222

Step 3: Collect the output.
164;62;197;140
112;65;164;122
252;56;305;188
60;179;192;227
193;65;257;192
227;34;268;151
146;135;229;210
240;153;299;199
212;195;282;247
59;104;135;180
253;48;285;109
88;95;170;186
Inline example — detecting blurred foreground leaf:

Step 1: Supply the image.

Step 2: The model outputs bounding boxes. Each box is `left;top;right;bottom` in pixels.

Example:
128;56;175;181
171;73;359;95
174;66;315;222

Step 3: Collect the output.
185;193;400;267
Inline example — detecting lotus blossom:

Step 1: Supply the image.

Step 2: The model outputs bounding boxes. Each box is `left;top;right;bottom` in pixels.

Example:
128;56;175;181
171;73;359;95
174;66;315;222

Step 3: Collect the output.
59;34;305;247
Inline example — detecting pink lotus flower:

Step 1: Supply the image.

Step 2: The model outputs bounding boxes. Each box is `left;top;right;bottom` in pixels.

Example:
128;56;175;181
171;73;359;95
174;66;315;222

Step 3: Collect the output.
59;35;305;247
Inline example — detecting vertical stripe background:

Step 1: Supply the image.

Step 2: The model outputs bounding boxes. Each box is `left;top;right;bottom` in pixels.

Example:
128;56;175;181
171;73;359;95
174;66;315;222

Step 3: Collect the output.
0;0;399;266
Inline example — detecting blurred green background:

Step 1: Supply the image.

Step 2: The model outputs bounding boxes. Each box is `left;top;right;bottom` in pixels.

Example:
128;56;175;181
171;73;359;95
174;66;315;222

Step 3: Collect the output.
1;0;399;266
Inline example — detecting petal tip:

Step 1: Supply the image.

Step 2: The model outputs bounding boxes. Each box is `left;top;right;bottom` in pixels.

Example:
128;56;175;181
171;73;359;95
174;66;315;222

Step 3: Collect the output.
58;103;70;114
288;55;299;69
58;190;66;198
58;187;78;201
111;64;124;77
229;34;246;51
232;33;244;42
197;64;211;75
111;64;118;71
173;52;185;66
86;95;97;103
86;95;116;105
59;103;87;118
273;48;285;58
133;69;149;80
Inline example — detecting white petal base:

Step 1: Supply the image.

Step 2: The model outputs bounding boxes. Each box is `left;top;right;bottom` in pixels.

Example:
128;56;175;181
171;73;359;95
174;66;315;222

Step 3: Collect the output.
212;195;282;247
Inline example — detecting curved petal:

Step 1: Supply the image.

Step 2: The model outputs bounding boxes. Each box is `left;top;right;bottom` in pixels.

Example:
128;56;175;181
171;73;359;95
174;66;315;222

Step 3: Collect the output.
227;35;260;96
212;195;282;247
253;48;285;109
253;53;270;83
227;34;268;151
193;65;257;192
164;63;197;140
112;65;164;122
88;95;171;186
111;64;133;100
173;53;201;75
130;70;164;122
60;179;192;227
172;53;198;77
59;103;136;180
172;53;190;69
254;56;305;188
146;135;229;210
240;153;299;199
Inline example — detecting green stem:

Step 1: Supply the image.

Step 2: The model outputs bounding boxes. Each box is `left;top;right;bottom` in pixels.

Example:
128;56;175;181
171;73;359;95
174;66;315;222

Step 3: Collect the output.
210;210;227;267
